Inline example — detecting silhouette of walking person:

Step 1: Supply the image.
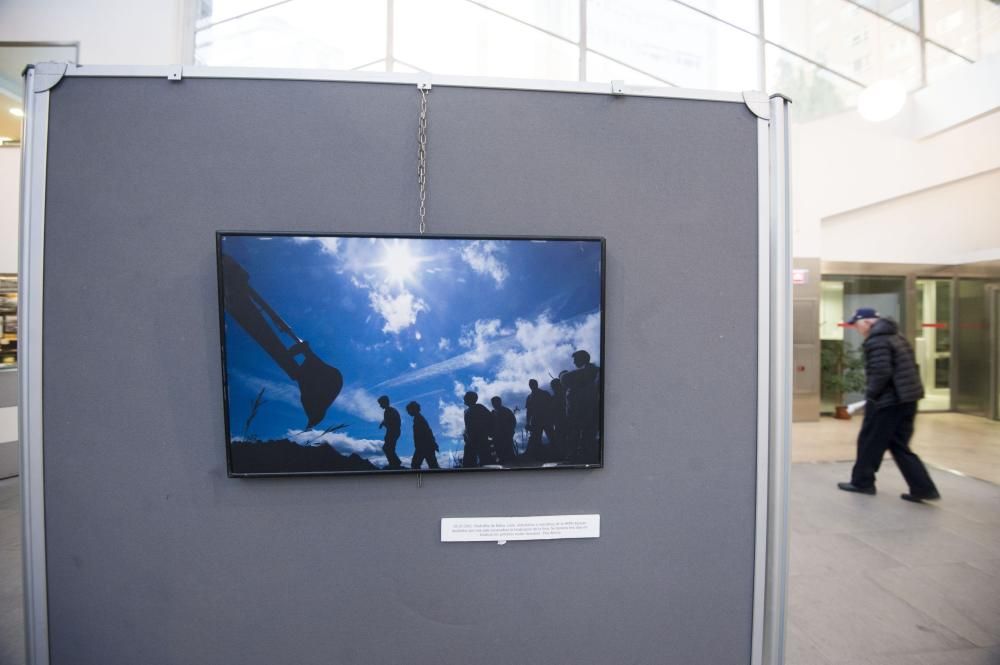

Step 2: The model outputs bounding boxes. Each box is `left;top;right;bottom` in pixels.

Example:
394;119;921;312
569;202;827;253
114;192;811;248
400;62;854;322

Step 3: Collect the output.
524;379;556;460
549;378;569;460
560;350;600;463
490;396;518;464
525;379;555;460
378;395;403;470
221;254;342;428
406;401;440;470
462;391;496;468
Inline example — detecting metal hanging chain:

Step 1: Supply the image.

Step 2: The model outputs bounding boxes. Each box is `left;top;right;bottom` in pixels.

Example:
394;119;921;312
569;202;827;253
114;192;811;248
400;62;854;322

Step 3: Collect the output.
417;84;431;234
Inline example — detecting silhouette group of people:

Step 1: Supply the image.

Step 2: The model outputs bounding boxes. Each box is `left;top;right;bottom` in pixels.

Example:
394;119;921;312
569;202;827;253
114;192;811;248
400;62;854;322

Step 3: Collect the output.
526;349;601;464
376;349;601;471
378;395;440;470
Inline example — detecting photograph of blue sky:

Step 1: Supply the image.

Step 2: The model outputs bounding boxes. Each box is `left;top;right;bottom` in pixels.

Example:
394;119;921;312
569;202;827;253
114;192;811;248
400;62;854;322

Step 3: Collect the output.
219;234;603;470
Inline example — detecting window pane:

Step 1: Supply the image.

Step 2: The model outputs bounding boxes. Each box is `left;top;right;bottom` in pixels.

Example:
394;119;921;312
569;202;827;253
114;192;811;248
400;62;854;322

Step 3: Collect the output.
475;0;580;41
925;41;971;83
854;0;920;32
925;0;1000;60
765;0;922;89
196;0;290;27
394;0;579;80
585;51;675;85
356;59;388;72
588;0;760;90
766;44;862;122
195;0;386;69
392;61;422;73
678;0;760;33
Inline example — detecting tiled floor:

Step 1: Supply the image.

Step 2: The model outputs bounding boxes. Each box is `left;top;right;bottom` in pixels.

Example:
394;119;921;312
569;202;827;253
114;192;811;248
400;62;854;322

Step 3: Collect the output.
0;412;997;664
792;412;1000;484
789;412;1000;665
0;478;20;665
786;462;1000;665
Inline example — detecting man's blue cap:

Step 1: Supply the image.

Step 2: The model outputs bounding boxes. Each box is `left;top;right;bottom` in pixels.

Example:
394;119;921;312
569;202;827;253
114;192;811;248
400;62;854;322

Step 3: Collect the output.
845;307;879;324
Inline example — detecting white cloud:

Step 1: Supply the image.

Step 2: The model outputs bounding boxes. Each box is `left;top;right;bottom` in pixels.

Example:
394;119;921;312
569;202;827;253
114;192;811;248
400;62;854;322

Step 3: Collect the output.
438;337;451;351
460;240;508;287
459;318;514;362
293;237;340;256
334;386;385;423
287;429;383;458
463;312;601;409
415;331;422;341
368;285;428;334
438;399;466;438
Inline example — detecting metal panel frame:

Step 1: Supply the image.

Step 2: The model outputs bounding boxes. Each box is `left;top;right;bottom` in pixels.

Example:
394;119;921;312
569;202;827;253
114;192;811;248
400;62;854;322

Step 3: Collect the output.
54;63;748;103
763;94;792;665
18;65;791;665
19;66;51;665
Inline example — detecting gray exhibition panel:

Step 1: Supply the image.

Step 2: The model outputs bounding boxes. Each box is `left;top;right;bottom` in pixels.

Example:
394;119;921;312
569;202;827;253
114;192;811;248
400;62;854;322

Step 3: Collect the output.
40;75;760;664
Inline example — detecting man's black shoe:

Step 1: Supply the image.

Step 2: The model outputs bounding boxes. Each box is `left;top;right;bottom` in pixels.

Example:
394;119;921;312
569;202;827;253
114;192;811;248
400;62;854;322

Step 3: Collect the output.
837;482;876;495
901;491;941;503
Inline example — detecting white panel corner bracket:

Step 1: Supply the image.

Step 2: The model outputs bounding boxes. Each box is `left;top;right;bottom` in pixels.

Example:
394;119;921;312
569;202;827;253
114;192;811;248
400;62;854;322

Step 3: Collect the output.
743;90;771;120
31;62;69;93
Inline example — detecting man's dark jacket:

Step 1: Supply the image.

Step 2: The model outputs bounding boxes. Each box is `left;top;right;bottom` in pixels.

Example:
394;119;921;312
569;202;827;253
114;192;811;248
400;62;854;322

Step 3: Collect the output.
863;318;924;409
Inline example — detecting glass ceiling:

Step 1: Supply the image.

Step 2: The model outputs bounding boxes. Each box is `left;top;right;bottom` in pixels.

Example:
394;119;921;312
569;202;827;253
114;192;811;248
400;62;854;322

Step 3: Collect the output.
189;0;997;123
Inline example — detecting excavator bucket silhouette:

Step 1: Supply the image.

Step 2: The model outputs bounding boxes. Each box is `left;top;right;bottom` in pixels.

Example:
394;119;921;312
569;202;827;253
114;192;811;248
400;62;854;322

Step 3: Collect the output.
221;254;342;429
295;346;343;429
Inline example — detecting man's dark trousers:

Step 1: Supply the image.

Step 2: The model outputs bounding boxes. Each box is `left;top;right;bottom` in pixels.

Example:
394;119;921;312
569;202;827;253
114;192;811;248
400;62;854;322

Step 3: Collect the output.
851;402;937;495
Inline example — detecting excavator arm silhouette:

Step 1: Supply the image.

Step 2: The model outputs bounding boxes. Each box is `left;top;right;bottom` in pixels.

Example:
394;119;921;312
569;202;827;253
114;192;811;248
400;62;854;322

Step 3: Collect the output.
221;254;342;429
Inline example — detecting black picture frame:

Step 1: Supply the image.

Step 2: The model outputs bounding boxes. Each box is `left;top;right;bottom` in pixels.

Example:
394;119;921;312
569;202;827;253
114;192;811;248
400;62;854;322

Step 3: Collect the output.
216;231;606;477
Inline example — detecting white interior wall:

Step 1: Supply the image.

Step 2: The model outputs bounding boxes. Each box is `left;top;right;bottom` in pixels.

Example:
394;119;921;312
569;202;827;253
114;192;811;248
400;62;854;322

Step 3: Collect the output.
0;0;187;65
792;105;1000;262
822;168;1000;265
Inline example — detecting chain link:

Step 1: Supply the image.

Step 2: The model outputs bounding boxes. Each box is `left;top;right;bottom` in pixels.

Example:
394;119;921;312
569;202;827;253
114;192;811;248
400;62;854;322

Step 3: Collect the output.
417;86;429;234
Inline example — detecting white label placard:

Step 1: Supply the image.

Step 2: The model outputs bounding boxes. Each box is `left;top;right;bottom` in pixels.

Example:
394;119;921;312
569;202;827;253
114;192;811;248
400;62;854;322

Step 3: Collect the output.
441;514;600;544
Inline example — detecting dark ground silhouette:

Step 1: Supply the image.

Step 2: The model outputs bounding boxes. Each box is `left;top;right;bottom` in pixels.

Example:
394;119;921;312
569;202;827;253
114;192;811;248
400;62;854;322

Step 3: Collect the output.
230;439;376;475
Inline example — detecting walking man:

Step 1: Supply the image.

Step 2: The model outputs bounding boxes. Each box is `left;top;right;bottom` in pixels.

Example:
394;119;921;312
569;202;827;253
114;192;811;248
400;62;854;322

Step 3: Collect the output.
378;395;403;470
837;308;940;503
525;379;554;460
490;396;518;464
462;391;496;467
560;350;601;463
406;401;440;470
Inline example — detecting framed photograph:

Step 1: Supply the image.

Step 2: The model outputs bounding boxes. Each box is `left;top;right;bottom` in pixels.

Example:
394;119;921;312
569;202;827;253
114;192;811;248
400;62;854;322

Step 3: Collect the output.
217;232;605;477
0;293;15;315
2;315;15;335
0;274;16;291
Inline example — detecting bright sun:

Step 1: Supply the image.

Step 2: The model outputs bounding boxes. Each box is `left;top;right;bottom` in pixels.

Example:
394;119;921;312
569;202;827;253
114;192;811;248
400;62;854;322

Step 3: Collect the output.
379;240;423;286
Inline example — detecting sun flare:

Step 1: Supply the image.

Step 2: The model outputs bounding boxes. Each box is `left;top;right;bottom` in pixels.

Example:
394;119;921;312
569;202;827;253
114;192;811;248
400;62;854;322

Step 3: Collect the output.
378;240;423;286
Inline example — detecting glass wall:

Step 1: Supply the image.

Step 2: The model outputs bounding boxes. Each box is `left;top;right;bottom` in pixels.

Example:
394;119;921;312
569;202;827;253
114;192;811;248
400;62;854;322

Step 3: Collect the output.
193;0;1000;124
955;279;992;416
914;278;951;411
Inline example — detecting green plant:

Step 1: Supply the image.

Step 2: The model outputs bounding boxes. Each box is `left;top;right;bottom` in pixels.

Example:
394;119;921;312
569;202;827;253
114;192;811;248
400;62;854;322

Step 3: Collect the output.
820;341;866;406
